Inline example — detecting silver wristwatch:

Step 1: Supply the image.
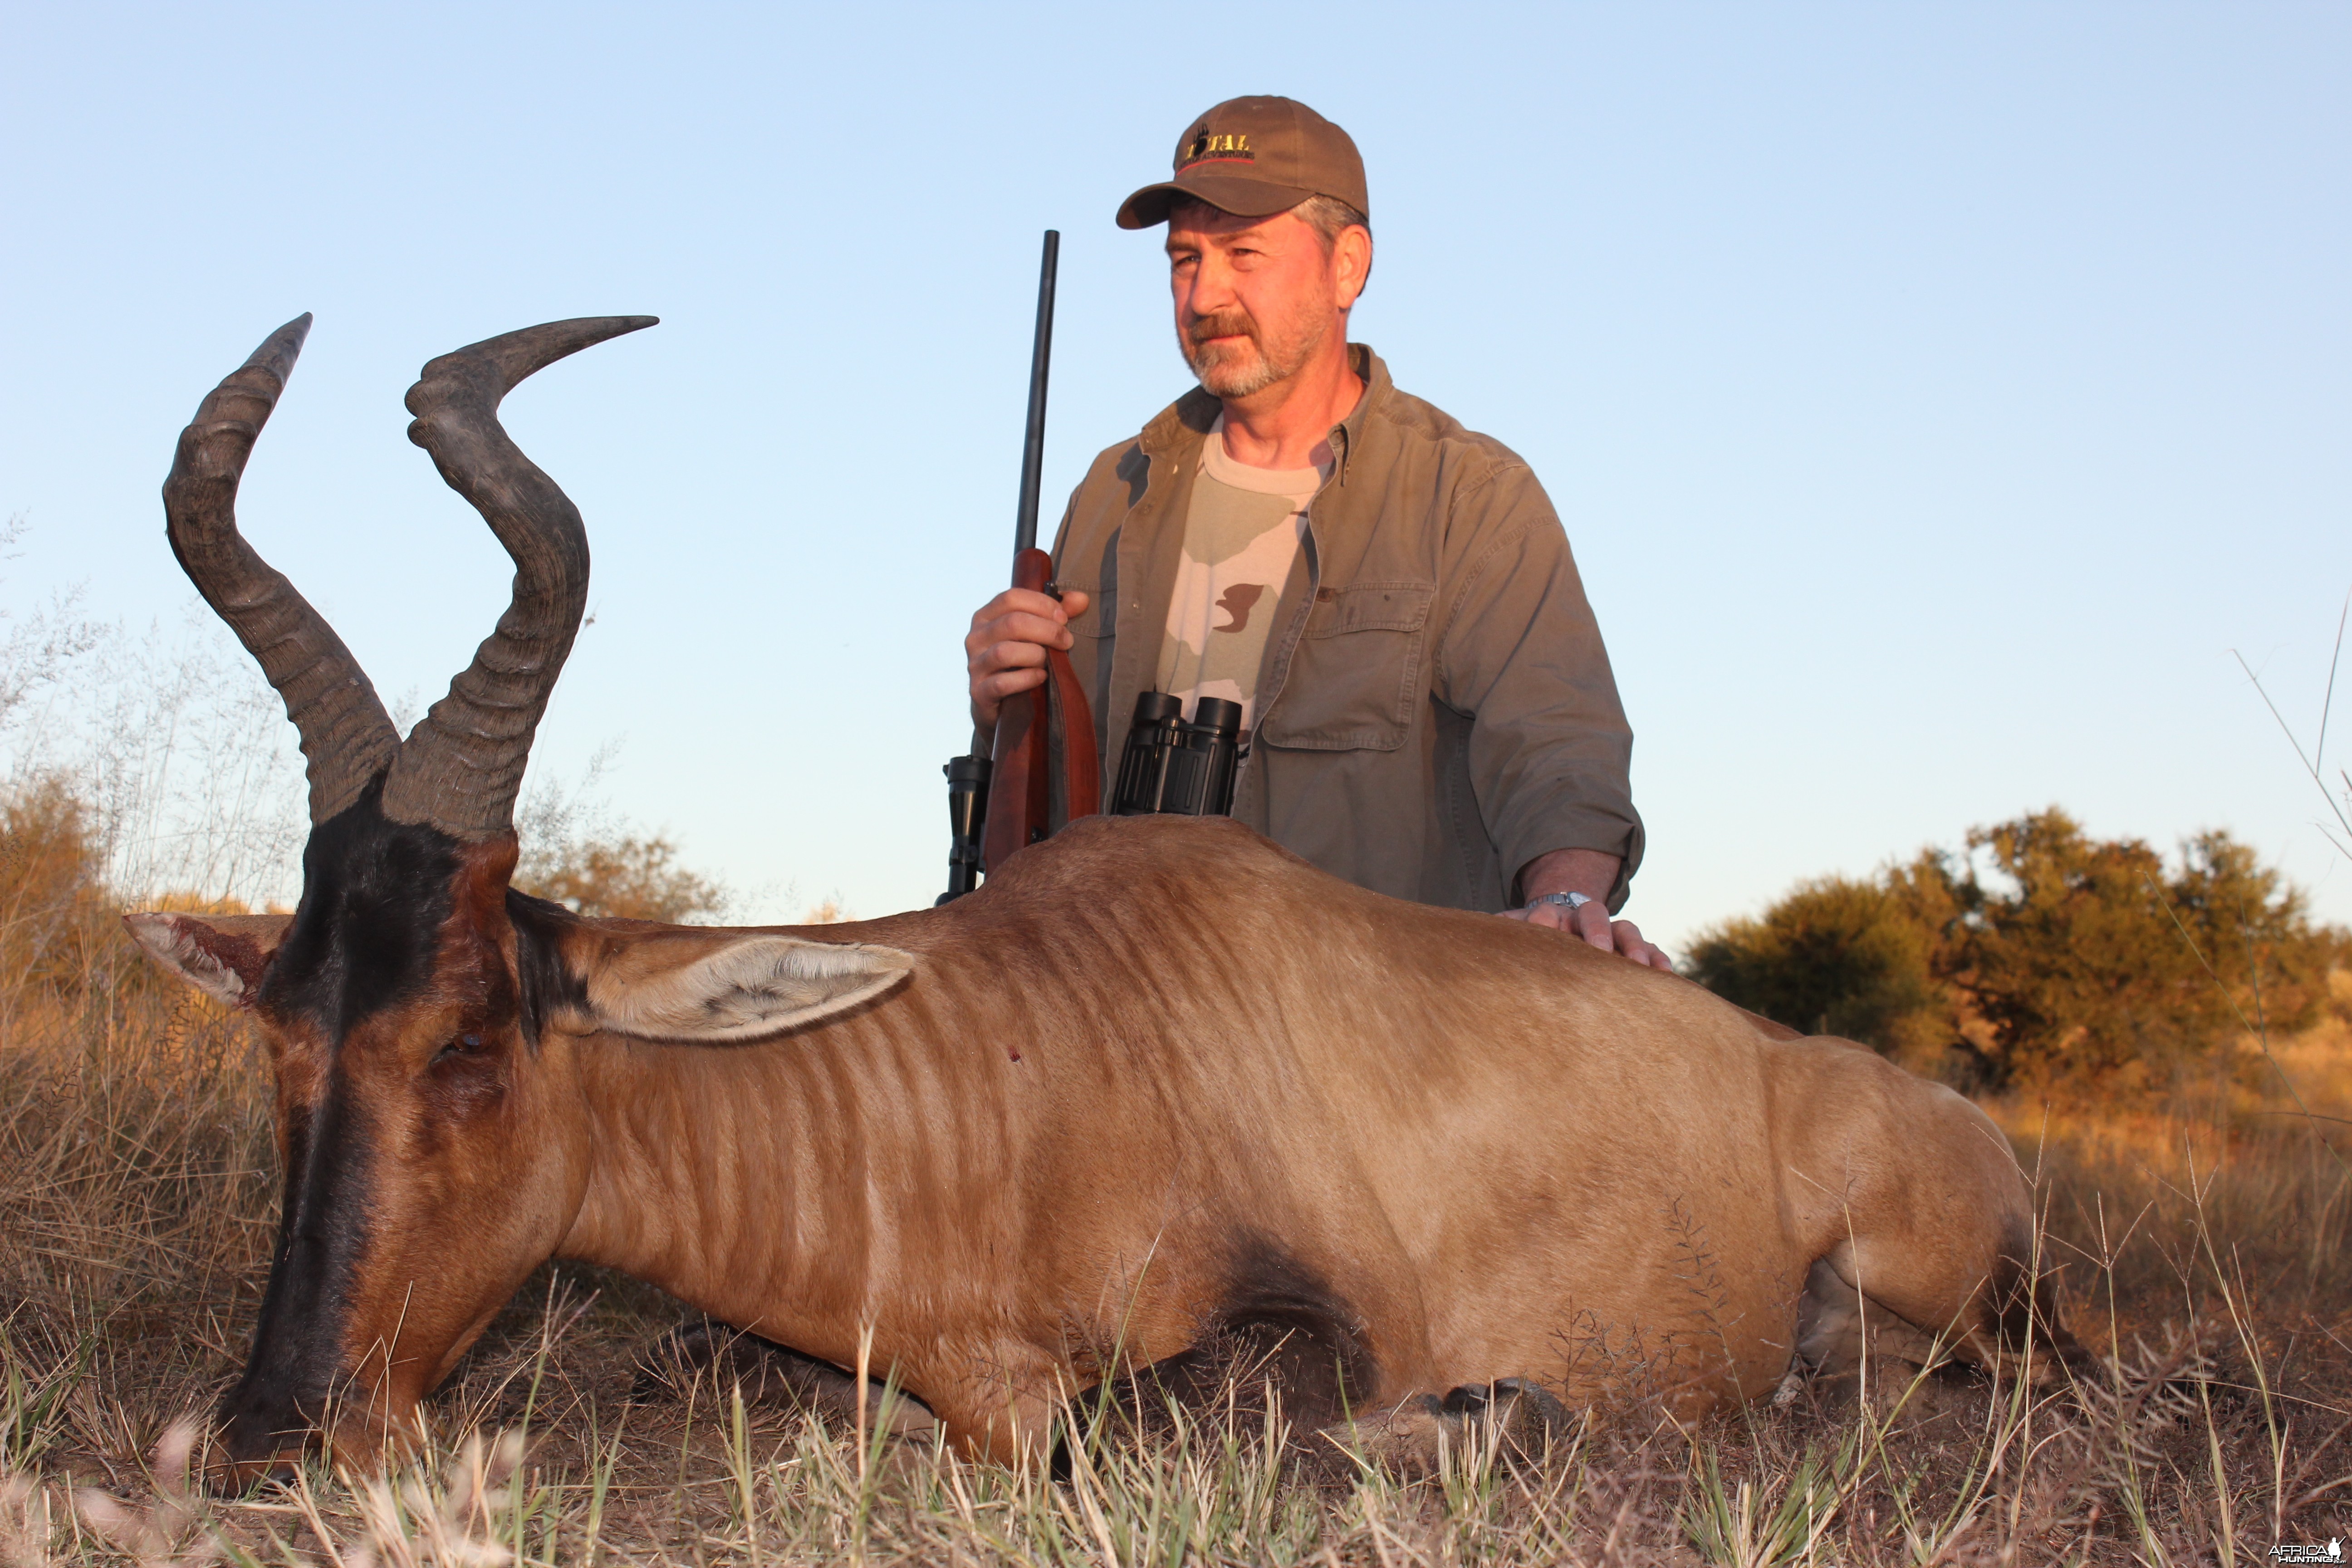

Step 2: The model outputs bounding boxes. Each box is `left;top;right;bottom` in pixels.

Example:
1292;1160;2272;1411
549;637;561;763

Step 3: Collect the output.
1528;891;1591;914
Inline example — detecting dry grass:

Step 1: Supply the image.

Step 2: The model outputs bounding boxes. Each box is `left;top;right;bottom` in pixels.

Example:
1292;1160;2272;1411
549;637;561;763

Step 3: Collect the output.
2;851;2349;1563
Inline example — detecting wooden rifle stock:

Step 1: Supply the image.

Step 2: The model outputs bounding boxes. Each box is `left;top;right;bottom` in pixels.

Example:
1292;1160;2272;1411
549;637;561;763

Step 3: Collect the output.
982;549;1100;872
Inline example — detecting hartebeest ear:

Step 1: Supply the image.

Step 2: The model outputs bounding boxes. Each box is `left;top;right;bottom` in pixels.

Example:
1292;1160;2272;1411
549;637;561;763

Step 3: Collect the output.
123;912;292;1009
571;932;916;1043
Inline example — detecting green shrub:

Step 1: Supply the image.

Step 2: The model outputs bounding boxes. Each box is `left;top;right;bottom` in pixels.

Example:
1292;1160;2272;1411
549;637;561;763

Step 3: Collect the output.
1683;874;1948;1054
1687;809;2346;1095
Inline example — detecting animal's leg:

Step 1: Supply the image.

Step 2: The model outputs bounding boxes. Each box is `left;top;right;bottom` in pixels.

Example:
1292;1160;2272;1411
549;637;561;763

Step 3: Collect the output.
1779;1059;2091;1390
1318;1379;1576;1475
1445;1379;1579;1458
1111;1315;1380;1438
633;1318;938;1436
920;1344;1077;1466
1772;1258;1954;1413
1802;1222;2089;1393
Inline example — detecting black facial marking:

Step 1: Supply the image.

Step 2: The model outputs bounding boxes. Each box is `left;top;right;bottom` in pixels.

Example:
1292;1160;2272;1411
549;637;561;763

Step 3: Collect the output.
507;891;587;1047
225;779;480;1465
218;1062;378;1463
259;779;463;1039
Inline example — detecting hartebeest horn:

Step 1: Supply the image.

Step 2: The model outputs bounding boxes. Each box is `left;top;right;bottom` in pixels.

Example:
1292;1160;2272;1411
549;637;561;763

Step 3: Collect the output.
164;314;403;823
380;316;658;838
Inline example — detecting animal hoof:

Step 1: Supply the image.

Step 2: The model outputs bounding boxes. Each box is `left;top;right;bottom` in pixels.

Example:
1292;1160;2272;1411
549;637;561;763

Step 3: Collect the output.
1342;1380;1578;1475
1373;1394;1458;1475
1772;1367;1805;1409
1444;1378;1574;1459
1490;1377;1576;1444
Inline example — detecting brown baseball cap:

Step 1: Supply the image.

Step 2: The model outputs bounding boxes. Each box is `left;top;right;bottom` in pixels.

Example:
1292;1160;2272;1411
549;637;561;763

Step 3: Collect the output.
1116;97;1369;230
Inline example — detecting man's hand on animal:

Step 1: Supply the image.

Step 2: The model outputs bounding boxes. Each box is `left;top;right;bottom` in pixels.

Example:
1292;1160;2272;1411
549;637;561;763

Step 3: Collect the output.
1503;847;1675;970
965;585;1091;734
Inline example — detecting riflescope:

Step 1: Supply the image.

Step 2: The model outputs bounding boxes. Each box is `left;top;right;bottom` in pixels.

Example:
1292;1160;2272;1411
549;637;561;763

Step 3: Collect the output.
1112;691;1241;818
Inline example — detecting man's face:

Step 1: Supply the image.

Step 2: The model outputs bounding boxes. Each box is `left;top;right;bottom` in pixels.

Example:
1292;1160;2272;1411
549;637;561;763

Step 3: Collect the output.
1166;205;1347;401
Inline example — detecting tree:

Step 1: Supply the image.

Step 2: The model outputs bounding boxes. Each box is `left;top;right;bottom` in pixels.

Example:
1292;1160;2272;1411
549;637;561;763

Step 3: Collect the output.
0;775;113;995
1952;812;2339;1093
517;832;725;923
1686;809;2345;1097
1683;875;1947;1057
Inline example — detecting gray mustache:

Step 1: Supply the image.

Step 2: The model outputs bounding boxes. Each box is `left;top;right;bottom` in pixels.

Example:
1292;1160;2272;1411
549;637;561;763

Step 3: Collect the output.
1187;312;1258;348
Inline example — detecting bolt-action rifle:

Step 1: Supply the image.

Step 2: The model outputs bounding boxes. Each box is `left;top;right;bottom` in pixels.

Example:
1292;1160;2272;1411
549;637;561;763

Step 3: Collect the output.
939;231;1100;902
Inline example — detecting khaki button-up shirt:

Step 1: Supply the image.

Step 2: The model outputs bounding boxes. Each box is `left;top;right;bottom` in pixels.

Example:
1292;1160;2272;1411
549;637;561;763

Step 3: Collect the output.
1049;344;1644;912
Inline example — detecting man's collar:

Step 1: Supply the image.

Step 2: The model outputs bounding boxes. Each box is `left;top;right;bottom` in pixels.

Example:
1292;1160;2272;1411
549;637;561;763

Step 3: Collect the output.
1326;343;1388;486
1140;343;1390;485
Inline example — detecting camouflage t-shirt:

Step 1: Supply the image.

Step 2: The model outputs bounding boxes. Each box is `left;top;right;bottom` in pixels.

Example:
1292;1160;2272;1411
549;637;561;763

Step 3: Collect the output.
1154;420;1328;745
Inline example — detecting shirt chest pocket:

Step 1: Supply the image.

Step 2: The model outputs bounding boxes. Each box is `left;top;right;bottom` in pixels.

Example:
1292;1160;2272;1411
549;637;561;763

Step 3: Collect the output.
1256;581;1436;752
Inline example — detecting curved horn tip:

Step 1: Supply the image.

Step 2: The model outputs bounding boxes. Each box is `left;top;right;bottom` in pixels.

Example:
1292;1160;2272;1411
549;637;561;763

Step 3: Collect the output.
456;314;659;368
405;316;657;415
168;312;316;480
242;313;314;377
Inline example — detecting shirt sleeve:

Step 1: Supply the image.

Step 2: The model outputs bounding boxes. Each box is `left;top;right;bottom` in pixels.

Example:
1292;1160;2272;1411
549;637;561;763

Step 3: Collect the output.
1432;463;1645;911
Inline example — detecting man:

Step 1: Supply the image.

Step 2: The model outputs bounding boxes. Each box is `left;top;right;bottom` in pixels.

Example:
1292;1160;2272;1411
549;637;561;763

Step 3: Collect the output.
965;96;1667;968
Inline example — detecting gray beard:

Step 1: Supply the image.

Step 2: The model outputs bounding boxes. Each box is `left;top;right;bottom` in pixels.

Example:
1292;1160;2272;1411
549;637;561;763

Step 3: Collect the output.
1181;315;1324;401
1191;346;1282;399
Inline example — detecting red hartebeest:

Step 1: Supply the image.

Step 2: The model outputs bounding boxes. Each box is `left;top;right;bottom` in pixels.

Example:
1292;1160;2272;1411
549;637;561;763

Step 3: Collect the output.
131;316;2075;1482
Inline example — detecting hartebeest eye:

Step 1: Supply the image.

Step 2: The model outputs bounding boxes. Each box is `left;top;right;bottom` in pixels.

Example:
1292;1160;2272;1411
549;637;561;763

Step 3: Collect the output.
435;1032;486;1063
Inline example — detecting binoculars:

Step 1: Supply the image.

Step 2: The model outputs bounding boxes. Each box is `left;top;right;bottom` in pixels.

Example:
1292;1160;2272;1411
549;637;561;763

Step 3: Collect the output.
940;689;1238;905
1113;691;1241;818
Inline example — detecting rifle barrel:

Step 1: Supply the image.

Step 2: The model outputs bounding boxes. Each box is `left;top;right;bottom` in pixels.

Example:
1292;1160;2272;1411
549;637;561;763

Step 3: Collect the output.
1013;230;1059;557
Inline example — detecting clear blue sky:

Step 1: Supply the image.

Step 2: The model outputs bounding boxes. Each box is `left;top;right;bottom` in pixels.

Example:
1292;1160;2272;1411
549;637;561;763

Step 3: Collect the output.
4;3;2347;946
